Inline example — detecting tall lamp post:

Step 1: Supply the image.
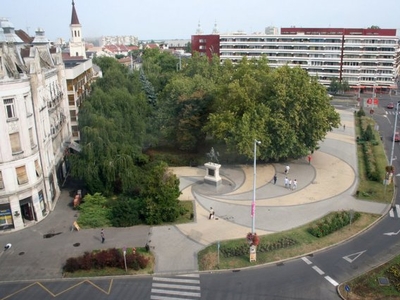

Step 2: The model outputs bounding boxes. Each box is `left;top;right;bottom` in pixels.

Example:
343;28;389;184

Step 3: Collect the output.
390;101;400;166
252;139;261;234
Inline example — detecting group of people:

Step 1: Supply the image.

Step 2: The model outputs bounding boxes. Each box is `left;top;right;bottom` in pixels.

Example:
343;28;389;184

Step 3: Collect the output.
272;165;298;190
284;177;297;190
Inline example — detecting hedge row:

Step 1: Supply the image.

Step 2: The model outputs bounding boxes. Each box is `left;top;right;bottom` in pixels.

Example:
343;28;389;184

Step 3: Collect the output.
356;111;380;182
63;248;149;273
308;210;361;238
220;237;298;258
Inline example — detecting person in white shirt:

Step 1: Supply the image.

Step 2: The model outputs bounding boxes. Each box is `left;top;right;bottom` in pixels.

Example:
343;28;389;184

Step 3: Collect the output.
285;165;290;174
293;179;297;190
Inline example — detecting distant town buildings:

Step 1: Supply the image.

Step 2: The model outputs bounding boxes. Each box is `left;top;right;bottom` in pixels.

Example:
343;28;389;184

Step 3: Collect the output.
101;35;138;47
192;26;400;92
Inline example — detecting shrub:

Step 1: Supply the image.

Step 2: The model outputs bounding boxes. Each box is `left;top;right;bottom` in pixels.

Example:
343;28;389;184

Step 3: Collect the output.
63;248;149;273
220;237;298;258
308;211;361;238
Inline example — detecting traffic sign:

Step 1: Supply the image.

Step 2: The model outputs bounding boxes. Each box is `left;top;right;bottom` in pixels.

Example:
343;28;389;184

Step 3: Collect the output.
345;285;350;292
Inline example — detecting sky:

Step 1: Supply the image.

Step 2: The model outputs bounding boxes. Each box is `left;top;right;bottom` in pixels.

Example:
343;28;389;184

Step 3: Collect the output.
2;0;400;42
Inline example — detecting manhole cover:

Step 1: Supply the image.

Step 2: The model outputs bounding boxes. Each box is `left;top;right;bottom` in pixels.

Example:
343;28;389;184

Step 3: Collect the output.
73;243;80;247
19;252;25;255
378;277;390;286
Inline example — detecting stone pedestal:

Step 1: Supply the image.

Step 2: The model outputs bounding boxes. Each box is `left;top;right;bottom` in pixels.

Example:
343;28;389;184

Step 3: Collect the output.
204;162;222;186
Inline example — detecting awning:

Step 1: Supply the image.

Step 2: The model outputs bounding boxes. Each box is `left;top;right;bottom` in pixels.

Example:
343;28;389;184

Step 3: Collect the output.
69;141;81;152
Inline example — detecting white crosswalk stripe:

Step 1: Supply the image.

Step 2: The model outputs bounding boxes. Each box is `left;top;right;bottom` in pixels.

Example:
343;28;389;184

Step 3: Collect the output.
386;111;400;115
151;274;201;299
389;205;400;218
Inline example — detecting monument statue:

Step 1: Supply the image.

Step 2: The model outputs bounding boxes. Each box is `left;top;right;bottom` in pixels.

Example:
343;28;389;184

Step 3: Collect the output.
206;147;220;163
204;147;222;186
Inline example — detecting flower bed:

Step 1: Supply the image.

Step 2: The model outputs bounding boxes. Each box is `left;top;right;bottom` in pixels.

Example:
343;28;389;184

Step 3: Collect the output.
63;247;149;273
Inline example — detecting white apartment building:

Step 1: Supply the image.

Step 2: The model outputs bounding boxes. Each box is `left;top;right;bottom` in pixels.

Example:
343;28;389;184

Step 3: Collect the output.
0;20;71;231
193;27;400;92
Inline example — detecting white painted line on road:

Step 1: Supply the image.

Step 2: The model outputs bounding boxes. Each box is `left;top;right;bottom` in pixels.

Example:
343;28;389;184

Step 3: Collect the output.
343;250;366;263
152;283;200;290
151;288;201;297
301;257;312;265
153;277;200;284
151;295;200;300
390;209;395;218
325;276;339;286
177;273;200;278
396;205;400;218
312;266;325;275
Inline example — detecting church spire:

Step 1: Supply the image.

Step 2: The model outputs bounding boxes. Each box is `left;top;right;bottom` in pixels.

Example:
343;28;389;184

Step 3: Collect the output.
69;0;86;58
71;1;80;25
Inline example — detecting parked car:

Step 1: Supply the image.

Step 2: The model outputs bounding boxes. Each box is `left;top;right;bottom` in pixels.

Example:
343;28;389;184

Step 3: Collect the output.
387;102;394;109
395;132;400;142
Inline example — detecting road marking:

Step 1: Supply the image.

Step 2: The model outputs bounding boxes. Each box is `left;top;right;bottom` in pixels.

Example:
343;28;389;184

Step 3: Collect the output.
151;275;201;299
151;288;201;297
325;276;339;286
396;205;400;218
153;277;200;284
152;283;200;290
384;229;400;236
301;257;312;265
312;266;325;275
390;209;395;218
343;250;366;263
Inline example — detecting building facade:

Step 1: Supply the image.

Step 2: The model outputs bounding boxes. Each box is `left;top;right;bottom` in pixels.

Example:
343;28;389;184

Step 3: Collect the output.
0;20;71;231
192;27;400;92
63;0;95;143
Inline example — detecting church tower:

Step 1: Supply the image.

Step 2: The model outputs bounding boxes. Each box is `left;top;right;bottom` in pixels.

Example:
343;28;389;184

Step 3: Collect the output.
69;0;86;58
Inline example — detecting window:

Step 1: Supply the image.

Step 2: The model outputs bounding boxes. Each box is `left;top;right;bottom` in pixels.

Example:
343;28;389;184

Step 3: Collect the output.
16;166;28;185
24;95;32;116
0;171;4;189
35;160;42;177
9;132;22;153
70;110;77;121
29;128;36;148
4;98;15;119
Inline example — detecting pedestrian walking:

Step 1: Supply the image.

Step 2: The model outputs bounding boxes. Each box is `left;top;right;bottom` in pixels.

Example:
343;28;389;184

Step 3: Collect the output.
289;179;292;190
285;165;290;174
273;174;277;185
284;177;289;188
209;207;215;220
101;229;105;243
293;179;297;190
308;155;312;164
343;124;346;131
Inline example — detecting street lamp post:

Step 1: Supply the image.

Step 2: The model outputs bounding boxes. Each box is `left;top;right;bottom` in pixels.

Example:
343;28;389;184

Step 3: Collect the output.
252;139;261;234
390;101;400;166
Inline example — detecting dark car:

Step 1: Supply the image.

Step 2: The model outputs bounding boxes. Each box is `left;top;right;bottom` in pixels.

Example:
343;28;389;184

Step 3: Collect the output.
388;102;394;109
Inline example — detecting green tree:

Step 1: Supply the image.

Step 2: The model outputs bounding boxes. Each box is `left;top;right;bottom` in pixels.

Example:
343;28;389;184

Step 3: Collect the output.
139;161;182;224
329;78;340;94
205;61;340;161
